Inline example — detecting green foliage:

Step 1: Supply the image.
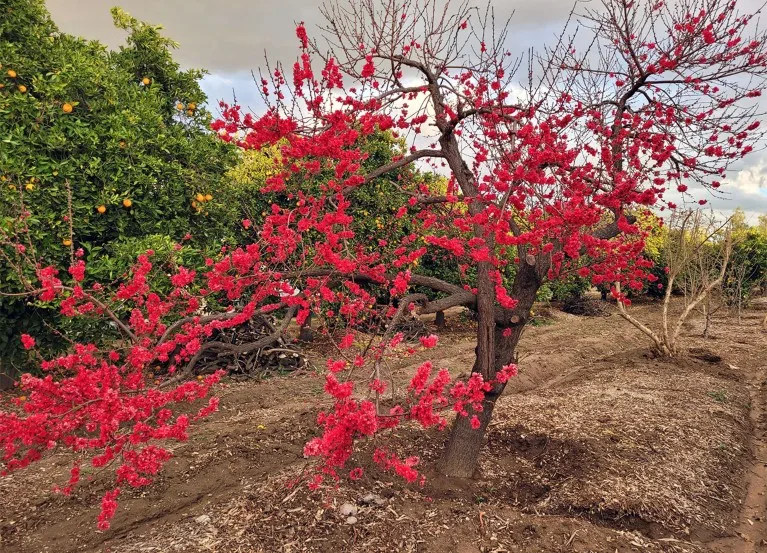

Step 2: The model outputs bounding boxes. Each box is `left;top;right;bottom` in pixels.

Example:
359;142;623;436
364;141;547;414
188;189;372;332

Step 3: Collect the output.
0;0;236;366
707;389;729;403
0;297;58;377
535;284;554;303
222;131;414;236
635;210;668;298
83;233;208;291
724;227;767;305
546;275;592;302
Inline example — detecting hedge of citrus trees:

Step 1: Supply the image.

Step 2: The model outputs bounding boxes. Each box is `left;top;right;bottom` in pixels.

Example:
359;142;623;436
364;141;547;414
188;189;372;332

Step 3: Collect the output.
0;1;237;366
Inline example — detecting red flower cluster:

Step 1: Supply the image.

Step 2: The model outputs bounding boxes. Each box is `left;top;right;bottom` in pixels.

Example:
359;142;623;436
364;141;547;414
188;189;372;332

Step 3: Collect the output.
20;334;35;350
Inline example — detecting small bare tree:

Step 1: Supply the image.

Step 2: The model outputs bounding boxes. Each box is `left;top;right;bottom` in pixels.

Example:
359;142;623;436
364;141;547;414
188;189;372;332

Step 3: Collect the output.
700;287;726;339
618;210;732;356
683;226;732;338
724;234;767;324
727;259;749;324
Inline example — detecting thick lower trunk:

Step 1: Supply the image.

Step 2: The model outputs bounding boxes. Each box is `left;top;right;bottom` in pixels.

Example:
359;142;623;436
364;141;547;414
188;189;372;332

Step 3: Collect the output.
438;260;542;477
437;393;499;477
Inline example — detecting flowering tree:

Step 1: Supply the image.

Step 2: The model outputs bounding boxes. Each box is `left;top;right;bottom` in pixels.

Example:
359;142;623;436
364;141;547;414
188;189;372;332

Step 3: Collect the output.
212;0;767;477
2;0;767;528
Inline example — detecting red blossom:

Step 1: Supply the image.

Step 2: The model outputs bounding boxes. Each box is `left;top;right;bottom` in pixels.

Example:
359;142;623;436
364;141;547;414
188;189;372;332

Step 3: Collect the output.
419;334;438;348
20;334;35;350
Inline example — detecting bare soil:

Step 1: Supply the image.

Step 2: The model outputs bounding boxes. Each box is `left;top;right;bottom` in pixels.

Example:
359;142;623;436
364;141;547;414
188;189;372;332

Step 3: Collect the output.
1;299;766;553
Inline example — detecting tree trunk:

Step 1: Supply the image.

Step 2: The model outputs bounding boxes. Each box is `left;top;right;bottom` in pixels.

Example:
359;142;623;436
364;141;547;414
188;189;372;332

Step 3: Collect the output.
437;391;500;477
435;310;445;329
438;260;542;477
737;285;742;324
702;301;711;339
298;312;314;342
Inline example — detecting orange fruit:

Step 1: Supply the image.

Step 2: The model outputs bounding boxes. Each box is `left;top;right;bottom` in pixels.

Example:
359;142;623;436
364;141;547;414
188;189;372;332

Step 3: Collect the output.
122;198;132;208
195;193;205;202
97;205;106;214
119;140;126;149
204;193;213;201
0;84;5;89
7;69;16;78
142;77;150;85
197;375;204;380
18;85;27;93
188;102;196;110
62;103;73;113
62;239;72;247
186;110;194;116
18;396;26;402
176;102;184;110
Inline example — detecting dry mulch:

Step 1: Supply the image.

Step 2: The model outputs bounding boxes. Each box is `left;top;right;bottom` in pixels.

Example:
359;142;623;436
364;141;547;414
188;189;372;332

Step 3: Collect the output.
489;353;749;538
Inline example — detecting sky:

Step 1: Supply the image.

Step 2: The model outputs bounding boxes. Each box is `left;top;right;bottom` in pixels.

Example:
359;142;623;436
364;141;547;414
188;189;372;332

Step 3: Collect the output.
45;0;767;221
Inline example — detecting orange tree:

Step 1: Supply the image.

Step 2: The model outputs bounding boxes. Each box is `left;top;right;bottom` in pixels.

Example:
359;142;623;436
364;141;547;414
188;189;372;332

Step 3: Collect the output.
0;1;236;364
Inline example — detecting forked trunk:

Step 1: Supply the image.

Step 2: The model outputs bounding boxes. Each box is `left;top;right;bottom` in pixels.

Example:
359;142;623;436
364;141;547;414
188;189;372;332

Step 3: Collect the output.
438;262;541;477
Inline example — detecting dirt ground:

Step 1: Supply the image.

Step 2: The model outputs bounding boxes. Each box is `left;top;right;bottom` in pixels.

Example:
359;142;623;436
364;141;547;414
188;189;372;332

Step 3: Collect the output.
1;299;766;553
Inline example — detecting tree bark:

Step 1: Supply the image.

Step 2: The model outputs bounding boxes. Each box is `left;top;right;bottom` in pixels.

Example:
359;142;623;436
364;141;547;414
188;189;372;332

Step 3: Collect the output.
437;260;542;477
299;312;314;342
702;300;711;339
435;310;445;329
437;389;500;477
